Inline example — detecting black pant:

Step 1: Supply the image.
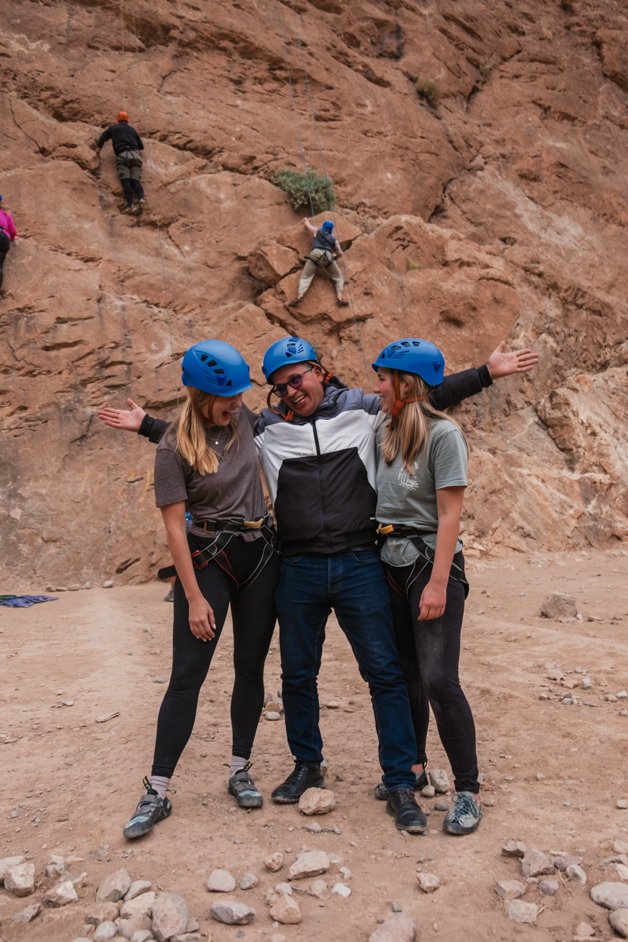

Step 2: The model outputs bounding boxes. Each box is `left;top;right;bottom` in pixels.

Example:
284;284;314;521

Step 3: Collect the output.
386;554;479;793
152;534;279;778
0;232;10;289
121;178;145;206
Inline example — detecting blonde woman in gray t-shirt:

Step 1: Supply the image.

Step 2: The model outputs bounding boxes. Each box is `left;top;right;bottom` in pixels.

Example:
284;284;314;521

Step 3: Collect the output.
120;340;279;840
372;337;481;837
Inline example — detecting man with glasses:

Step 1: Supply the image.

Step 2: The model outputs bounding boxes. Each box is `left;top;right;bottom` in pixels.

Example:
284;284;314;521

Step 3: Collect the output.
255;335;537;831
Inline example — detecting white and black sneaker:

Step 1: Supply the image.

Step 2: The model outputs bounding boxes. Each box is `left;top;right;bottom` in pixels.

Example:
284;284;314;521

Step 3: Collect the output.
123;777;172;840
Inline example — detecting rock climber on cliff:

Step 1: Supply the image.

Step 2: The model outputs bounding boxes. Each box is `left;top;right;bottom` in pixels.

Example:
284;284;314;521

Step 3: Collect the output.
96;111;145;215
0;194;17;293
290;218;349;308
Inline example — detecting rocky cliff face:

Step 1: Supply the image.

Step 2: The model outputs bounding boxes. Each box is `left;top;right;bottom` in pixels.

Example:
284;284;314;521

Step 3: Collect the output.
1;0;626;588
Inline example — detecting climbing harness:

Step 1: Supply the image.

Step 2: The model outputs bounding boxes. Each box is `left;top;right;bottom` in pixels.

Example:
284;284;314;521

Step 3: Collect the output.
376;523;469;598
191;517;277;590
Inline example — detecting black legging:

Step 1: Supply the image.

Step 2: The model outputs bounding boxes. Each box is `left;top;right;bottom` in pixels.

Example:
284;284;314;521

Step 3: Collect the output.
152;534;279;778
0;232;10;290
386;553;479;794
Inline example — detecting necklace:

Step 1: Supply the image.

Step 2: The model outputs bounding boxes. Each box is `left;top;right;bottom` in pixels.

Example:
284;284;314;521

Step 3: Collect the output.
210;426;228;447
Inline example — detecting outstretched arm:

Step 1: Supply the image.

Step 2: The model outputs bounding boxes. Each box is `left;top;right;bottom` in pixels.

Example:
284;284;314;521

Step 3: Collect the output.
97;398;147;432
486;341;539;379
303;218;318;236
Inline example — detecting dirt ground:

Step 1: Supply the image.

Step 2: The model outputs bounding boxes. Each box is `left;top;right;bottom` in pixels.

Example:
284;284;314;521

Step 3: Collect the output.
1;548;627;942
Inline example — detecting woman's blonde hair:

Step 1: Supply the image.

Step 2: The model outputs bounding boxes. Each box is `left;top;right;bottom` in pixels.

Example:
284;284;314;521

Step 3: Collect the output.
174;386;238;474
381;372;464;472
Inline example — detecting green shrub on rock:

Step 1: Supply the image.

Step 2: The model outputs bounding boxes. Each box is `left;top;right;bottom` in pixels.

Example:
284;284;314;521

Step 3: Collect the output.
272;168;335;213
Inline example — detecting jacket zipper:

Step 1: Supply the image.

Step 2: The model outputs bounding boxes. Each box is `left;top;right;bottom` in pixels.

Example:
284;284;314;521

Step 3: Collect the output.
311;418;332;551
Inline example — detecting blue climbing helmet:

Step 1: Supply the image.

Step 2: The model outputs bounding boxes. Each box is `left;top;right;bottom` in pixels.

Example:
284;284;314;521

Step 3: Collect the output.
372;337;445;387
262;336;319;382
321;220;334;233
181;340;252;396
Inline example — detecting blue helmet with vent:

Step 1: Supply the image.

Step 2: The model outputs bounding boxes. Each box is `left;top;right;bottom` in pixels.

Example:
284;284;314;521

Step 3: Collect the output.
262;336;319;382
321;220;334;233
372;337;445;387
181;340;252;396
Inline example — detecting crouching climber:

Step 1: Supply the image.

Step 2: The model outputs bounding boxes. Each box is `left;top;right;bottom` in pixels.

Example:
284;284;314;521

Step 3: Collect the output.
96;111;145;215
291;218;349;308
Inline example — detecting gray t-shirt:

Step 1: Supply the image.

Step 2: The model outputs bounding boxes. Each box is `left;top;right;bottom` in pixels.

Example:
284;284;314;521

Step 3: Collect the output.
375;415;468;566
154;408;266;540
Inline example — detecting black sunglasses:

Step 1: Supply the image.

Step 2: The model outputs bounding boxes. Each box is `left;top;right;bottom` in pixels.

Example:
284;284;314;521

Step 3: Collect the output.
270;365;315;398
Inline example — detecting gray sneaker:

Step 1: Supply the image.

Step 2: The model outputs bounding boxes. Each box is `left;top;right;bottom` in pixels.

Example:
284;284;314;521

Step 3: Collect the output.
228;764;263;809
443;791;482;835
123;778;172;839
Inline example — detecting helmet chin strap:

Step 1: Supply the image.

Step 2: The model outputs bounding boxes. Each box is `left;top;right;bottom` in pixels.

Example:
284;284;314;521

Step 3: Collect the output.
389;373;427;426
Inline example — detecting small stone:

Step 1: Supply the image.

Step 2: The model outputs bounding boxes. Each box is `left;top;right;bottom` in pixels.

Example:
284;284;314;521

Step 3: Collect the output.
539;879;560;896
428;768;450;794
171;934;202;942
11;901;40;923
125;880;153;901
326;700;340;709
495;880;526;900
614;842;628;855
264;852;284;873
553;852;582;871
265;701;283;713
130;932;153;942
238;873;258;891
434;798;449;812
612;863;628;880
307;879;328;900
269;892;301;924
617;799;628;810
271;935;287;942
546;667;564;681
502;841;526;858
590;881;628;910
120;892;157;919
210;899;255;925
117;914;152;938
44;880;79;906
331;882;351;898
0;856;26;883
368;912;416;942
421;784;436;798
504;899;539;924
417;873;440;893
339;866;352;881
272;882;292;896
207;869;236;893
265;711;281;721
4;862;35;897
582;675;592;689
288;850;330;880
151;892;189;942
86;902;120;924
610;909;628;938
540;592;578;619
617;691;628;699
574;922;595;939
97;869;132;903
94;922;118;942
103;580;114;588
521;849;554;878
298;788;336;815
567;863;587;885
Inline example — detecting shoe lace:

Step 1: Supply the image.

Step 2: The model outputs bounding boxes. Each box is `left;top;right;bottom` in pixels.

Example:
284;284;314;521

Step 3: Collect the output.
453;793;478;820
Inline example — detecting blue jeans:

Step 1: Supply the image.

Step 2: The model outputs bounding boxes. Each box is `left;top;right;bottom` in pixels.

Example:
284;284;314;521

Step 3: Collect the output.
275;549;416;791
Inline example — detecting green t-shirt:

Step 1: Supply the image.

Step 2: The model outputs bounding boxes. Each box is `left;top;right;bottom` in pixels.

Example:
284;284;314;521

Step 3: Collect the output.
375;415;468;566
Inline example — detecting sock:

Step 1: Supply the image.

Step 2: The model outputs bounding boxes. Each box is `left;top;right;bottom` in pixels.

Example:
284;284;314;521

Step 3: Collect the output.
229;756;248;777
149;775;170;799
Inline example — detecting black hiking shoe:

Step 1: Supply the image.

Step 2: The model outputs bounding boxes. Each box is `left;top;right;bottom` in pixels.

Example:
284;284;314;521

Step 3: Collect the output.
228;763;263;809
271;762;324;804
123;777;172;840
121;204;134;214
374;767;428;801
336;298;349;307
386;788;427;834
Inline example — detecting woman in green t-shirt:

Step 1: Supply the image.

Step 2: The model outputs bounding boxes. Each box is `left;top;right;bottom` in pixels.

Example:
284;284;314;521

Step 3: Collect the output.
372;337;481;836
